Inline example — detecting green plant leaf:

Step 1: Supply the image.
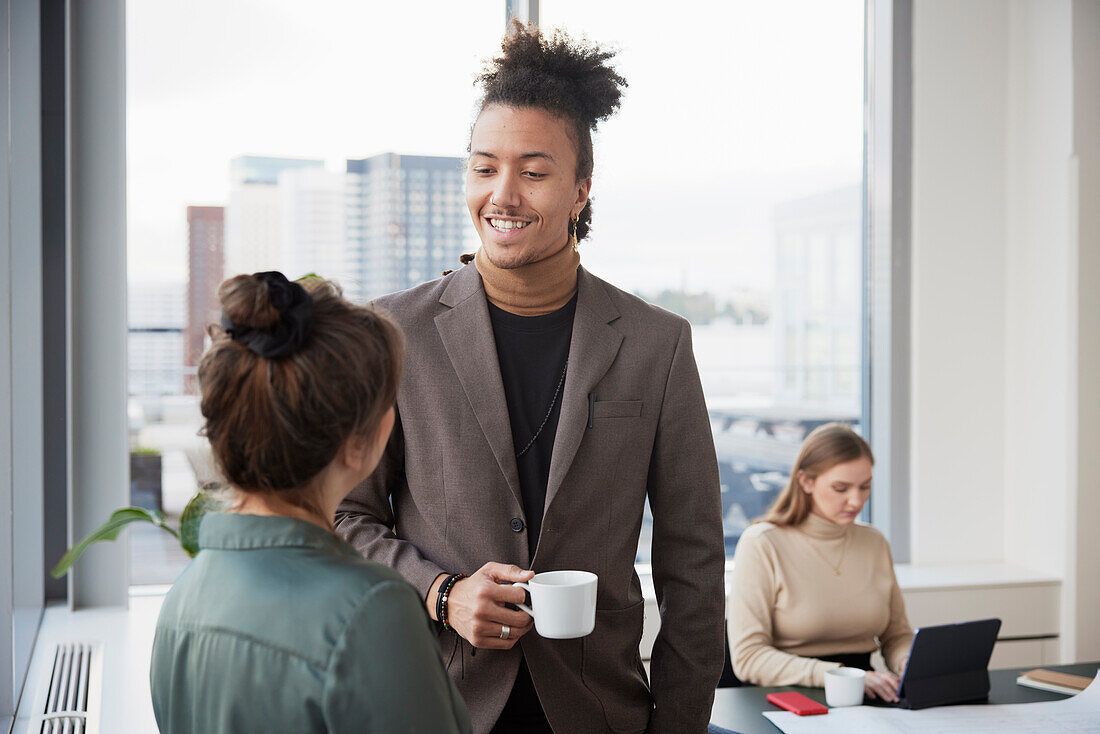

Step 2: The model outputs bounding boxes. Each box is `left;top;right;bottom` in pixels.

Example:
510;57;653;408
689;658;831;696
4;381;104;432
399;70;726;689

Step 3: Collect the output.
50;507;179;579
179;488;225;557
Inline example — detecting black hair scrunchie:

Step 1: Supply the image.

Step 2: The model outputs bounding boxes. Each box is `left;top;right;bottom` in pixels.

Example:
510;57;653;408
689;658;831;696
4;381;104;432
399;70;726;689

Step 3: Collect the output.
221;271;313;359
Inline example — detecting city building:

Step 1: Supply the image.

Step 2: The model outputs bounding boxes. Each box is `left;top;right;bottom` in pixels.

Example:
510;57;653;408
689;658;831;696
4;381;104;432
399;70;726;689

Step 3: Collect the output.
184;205;224;393
225;155;323;277
129;281;185;397
278;166;353;290
346;153;473;300
772;184;862;411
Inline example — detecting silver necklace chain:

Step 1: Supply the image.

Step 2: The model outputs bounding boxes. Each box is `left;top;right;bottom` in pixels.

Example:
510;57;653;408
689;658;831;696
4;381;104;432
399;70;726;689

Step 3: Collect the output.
515;358;569;459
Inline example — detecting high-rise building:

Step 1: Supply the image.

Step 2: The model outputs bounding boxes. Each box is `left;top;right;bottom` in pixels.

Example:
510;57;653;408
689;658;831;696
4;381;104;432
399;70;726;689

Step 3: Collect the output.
225;155;323;277
185;206;224;392
772;184;862;410
346;154;473;300
129;282;185;397
279;167;353;291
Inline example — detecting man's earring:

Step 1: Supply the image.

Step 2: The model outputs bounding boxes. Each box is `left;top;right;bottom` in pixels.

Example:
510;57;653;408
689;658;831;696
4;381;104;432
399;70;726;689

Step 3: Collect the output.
569;213;580;251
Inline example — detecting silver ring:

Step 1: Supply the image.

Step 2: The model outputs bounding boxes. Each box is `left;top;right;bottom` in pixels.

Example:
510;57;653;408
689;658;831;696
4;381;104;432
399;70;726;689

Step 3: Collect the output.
500;624;510;640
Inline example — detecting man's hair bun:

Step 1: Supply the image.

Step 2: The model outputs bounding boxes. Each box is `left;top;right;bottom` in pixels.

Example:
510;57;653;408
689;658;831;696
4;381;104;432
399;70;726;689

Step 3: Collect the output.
478;21;627;132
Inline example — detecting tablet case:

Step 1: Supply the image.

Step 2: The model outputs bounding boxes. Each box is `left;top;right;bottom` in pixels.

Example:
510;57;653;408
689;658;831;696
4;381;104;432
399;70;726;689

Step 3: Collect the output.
897;618;1001;709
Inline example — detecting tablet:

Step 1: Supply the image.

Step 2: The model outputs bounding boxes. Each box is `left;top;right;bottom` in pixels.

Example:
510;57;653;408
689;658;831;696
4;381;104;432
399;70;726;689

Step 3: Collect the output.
891;617;1002;709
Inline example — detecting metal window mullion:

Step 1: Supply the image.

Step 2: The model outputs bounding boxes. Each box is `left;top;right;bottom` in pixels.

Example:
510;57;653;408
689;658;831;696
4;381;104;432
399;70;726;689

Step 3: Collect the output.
866;0;912;562
67;0;128;608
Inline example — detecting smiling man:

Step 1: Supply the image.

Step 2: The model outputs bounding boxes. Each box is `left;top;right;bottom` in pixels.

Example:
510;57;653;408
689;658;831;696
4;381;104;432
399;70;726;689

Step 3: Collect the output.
336;24;725;734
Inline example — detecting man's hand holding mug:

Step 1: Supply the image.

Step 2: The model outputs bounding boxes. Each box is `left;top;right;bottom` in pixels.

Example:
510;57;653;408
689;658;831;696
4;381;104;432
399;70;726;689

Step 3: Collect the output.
429;562;534;649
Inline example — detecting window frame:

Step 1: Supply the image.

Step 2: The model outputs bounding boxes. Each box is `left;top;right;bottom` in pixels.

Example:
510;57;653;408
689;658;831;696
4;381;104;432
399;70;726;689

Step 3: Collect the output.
864;0;913;563
3;0;48;723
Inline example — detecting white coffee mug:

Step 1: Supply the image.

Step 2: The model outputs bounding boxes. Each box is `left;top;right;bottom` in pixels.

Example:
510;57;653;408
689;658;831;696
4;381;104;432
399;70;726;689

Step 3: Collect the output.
824;666;866;707
512;570;598;639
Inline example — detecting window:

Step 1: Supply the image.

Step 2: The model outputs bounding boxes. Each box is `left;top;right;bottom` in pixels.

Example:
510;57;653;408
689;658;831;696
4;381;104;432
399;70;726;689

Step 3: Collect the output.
127;0;870;583
532;1;866;563
536;0;868;561
126;0;498;584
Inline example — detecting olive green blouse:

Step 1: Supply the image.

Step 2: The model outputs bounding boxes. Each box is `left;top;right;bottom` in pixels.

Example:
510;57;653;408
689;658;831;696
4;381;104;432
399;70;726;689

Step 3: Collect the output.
150;513;471;734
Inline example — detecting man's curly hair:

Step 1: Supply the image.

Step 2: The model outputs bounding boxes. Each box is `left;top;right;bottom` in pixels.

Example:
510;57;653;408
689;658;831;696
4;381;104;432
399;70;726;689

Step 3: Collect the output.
474;21;627;242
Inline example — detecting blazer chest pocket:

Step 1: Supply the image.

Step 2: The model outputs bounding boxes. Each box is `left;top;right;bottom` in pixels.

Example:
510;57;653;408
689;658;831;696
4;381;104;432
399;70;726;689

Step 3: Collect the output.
592;400;642;419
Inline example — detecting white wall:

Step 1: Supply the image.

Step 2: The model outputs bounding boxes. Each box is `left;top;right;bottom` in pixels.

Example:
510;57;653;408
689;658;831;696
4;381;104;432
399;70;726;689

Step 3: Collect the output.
1003;2;1073;578
910;0;1008;565
911;0;1100;662
1067;0;1100;664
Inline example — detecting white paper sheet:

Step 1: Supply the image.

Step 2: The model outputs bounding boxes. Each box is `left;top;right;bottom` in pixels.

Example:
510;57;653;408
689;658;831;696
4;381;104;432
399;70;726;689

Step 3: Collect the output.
761;672;1100;733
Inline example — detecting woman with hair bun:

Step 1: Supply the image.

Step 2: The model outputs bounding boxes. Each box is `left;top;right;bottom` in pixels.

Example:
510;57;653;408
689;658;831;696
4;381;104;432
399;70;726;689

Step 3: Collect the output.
727;423;914;702
149;272;471;734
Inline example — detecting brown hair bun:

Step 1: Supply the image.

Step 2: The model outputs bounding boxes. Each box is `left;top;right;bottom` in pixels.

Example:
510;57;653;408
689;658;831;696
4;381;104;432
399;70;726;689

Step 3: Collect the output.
219;272;313;360
218;274;283;331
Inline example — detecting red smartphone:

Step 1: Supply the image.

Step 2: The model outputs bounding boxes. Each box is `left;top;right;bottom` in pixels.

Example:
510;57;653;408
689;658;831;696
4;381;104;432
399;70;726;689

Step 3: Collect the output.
766;692;829;716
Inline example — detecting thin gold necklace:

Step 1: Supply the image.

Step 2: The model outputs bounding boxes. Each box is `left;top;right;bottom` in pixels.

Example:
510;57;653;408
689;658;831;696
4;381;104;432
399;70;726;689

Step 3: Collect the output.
796;528;850;576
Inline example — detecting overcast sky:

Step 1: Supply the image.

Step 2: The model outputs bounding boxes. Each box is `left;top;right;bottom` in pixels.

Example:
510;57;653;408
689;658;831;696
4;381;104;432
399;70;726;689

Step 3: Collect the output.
127;0;863;295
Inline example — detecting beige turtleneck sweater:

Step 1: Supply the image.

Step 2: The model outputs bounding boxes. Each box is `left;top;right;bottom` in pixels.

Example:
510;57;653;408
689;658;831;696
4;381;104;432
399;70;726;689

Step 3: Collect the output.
728;512;914;687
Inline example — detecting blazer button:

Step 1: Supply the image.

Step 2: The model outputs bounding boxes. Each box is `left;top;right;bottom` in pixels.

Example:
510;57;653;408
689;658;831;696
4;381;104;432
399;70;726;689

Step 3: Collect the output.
509;517;525;533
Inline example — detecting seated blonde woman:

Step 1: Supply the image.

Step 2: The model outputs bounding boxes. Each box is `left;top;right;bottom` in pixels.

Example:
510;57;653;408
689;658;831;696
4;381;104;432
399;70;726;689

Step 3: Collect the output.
728;423;913;702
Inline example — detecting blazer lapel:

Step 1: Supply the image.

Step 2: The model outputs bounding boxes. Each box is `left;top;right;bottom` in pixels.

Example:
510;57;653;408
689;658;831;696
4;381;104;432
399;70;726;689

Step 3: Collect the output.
544;267;623;515
434;266;524;507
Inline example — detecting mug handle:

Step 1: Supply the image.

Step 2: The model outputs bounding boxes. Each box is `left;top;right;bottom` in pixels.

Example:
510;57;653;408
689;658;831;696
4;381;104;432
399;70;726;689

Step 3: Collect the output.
511;582;535;617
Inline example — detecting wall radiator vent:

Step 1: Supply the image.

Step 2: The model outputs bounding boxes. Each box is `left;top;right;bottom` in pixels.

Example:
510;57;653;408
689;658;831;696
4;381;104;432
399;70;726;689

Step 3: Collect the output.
37;642;103;734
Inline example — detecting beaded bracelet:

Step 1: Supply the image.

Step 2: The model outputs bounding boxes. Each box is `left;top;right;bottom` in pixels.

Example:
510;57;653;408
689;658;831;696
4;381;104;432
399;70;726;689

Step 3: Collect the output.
437;573;466;630
434;573;456;623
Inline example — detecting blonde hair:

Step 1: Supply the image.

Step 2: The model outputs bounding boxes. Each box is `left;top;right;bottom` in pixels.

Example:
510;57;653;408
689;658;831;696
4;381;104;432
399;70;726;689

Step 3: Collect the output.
759;422;874;527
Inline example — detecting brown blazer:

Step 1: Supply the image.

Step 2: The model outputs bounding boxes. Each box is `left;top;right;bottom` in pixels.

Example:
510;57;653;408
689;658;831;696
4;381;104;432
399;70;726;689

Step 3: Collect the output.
336;264;725;734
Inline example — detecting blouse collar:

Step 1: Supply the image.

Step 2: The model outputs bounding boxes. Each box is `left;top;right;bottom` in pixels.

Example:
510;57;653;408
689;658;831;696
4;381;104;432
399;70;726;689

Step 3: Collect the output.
198;512;355;557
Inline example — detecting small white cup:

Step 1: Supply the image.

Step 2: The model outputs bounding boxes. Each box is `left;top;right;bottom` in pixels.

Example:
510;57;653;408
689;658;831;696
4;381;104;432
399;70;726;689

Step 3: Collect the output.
824;666;866;707
512;570;598;639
